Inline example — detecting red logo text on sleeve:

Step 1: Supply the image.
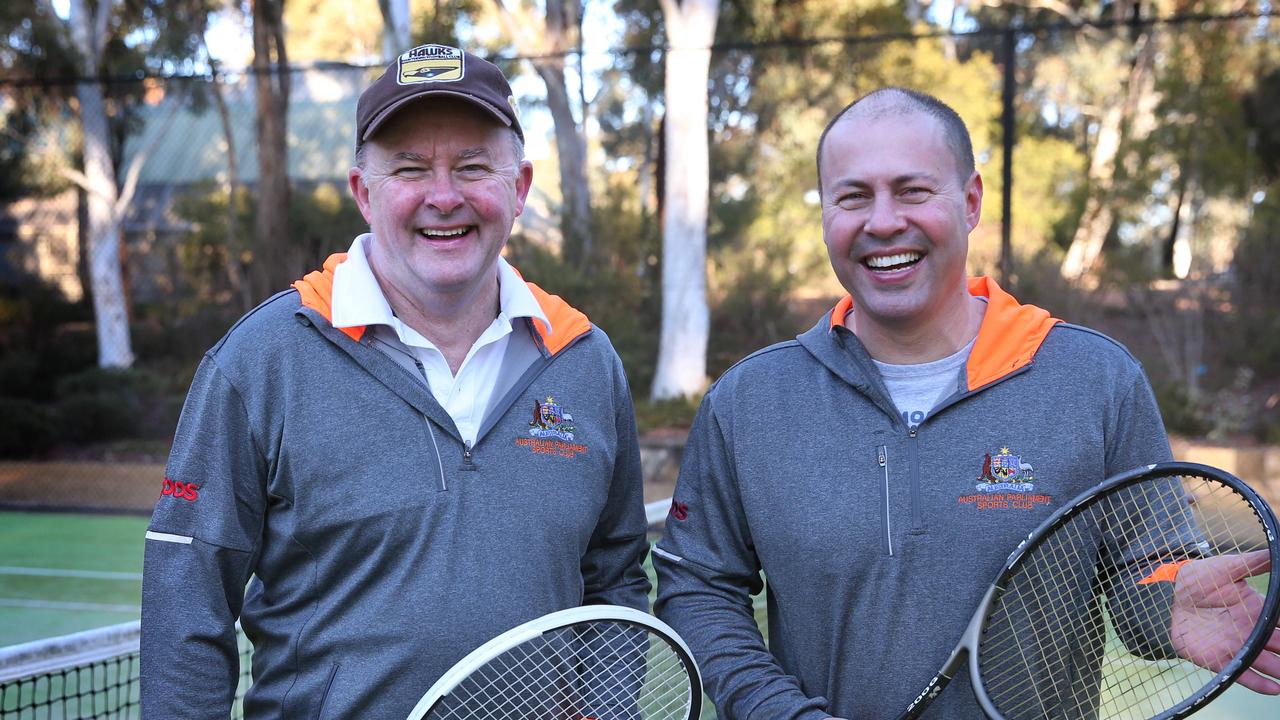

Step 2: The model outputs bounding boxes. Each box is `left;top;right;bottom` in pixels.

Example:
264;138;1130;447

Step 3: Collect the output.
160;477;200;502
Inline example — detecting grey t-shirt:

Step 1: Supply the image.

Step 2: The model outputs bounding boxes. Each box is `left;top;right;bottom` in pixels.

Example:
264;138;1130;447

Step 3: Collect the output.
872;336;976;428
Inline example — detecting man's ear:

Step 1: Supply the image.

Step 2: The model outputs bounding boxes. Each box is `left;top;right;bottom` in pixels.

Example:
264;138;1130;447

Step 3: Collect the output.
964;171;984;232
513;160;534;217
349;165;373;224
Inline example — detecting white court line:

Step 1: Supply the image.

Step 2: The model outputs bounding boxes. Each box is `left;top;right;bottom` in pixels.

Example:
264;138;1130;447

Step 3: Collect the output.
0;566;143;580
0;598;138;613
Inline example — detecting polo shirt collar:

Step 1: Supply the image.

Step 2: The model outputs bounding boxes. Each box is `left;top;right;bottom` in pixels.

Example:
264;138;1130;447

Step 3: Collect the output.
330;234;551;334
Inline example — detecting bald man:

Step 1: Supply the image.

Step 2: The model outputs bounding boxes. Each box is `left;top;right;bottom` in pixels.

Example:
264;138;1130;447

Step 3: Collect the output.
654;88;1185;718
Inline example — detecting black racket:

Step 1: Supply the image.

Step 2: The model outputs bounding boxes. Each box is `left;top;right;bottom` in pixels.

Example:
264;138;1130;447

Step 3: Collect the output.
404;604;702;720
898;461;1280;719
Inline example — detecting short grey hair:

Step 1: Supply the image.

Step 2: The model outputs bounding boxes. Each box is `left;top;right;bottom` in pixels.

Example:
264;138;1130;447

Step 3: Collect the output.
816;87;975;195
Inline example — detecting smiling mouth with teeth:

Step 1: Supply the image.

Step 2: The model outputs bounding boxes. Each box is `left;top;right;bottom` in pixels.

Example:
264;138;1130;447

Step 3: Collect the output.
420;227;472;239
864;252;922;271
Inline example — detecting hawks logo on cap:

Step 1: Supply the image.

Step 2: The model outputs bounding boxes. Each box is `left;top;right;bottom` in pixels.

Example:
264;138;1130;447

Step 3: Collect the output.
398;44;464;85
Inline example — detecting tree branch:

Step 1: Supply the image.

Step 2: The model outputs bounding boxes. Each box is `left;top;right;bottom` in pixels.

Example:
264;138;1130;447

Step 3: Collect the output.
491;0;544;57
113;94;186;219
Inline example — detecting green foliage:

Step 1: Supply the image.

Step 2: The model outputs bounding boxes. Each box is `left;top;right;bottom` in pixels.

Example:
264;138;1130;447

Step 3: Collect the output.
506;184;662;395
169;180;368;313
634;395;702;434
0;281;97;403
52;367;182;445
288;182;371;273
0;269;188;458
0;398;58;458
285;0;481;61
1222;182;1280;374
971;134;1084;272
171;181;254;308
1246;67;1280;181
1153;382;1214;438
707;219;817;376
0;106;73;202
1154;369;1259;442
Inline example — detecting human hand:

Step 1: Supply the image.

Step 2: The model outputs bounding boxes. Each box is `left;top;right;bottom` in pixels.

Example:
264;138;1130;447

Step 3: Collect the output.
1170;549;1280;694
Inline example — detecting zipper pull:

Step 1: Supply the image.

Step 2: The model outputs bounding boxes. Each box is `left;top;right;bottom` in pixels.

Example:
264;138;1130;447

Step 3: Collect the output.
877;447;887;466
908;426;918;439
460;440;478;471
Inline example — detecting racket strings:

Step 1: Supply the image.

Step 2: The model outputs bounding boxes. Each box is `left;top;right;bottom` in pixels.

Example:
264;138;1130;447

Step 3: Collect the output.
983;478;1209;718
423;619;693;720
981;506;1106;718
975;473;1268;719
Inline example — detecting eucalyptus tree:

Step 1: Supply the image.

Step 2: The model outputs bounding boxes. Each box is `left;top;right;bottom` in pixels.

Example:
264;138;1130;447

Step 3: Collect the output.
22;0;214;368
492;0;596;268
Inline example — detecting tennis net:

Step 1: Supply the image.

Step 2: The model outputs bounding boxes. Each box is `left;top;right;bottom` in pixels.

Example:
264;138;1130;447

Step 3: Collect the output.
0;501;674;719
0;621;252;719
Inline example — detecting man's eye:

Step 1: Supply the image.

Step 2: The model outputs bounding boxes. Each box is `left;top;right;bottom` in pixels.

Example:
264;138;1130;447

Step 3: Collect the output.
837;193;868;208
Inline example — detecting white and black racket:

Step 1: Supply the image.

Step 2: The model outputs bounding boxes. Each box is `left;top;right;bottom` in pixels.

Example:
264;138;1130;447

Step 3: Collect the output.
405;604;702;720
899;461;1280;719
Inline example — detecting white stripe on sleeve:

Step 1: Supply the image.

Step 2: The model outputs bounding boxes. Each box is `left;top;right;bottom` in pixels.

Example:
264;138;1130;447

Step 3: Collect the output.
145;531;194;544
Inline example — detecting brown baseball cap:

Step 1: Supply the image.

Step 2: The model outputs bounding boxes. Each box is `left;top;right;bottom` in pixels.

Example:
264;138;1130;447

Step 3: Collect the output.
356;43;523;146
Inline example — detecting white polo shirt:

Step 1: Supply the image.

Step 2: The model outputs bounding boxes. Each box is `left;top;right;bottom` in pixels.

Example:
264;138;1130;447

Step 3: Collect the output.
330;234;549;446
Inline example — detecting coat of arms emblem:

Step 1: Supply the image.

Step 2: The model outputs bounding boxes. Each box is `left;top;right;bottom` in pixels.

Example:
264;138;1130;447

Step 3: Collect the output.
530;396;576;441
976;447;1036;492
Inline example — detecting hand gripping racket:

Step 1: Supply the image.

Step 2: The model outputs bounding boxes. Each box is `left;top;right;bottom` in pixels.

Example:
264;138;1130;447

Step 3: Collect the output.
405;604;702;720
898;461;1280;719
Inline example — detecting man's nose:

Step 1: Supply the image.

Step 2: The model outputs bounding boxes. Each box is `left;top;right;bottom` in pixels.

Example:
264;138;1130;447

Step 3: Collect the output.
422;173;465;214
865;194;907;238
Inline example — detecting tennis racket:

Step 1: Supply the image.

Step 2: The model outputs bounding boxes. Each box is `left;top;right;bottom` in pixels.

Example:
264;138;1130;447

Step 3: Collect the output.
898;461;1280;719
404;604;702;720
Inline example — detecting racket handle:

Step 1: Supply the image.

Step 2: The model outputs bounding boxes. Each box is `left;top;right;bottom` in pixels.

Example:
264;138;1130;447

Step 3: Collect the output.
898;662;960;720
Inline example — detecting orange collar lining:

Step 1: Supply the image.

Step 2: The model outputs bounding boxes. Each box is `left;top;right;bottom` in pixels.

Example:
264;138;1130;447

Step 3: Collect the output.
825;276;1060;391
291;253;591;353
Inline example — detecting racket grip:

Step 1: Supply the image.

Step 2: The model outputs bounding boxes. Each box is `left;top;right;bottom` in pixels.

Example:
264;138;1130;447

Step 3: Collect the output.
898;668;956;720
895;632;970;720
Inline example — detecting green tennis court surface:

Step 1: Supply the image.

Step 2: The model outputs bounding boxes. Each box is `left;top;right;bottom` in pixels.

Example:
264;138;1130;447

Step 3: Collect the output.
0;512;146;647
1093;573;1276;717
2;512;1274;717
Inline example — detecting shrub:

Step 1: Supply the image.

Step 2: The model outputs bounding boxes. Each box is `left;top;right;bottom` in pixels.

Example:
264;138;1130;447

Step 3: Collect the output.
0;397;58;458
1153;382;1213;438
52;367;180;445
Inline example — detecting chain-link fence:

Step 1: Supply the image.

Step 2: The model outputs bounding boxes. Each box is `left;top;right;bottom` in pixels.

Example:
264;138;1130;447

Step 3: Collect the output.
1;12;1278;512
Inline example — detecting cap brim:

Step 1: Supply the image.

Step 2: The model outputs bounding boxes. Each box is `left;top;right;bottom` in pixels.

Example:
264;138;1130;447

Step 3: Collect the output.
361;90;515;142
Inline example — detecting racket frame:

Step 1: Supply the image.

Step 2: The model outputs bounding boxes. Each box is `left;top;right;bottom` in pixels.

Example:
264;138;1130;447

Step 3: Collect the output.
898;461;1280;720
404;604;702;720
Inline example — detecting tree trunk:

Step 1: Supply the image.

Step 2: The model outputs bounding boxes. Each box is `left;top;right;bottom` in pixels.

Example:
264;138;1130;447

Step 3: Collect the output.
207;54;253;313
651;0;717;401
492;0;594;268
1060;29;1158;283
378;0;411;62
533;58;593;266
78;82;135;368
252;0;292;299
69;0;134;368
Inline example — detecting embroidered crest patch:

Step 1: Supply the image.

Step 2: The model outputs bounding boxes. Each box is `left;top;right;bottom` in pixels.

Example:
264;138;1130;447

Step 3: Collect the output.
958;447;1053;511
530;396;576;441
515;395;588;459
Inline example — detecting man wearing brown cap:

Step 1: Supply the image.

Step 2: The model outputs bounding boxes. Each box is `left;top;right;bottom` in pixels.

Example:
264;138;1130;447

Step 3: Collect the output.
140;44;649;718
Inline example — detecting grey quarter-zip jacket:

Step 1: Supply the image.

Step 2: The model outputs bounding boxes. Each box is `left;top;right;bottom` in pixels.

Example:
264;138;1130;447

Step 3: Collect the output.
654;277;1173;719
141;253;650;719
